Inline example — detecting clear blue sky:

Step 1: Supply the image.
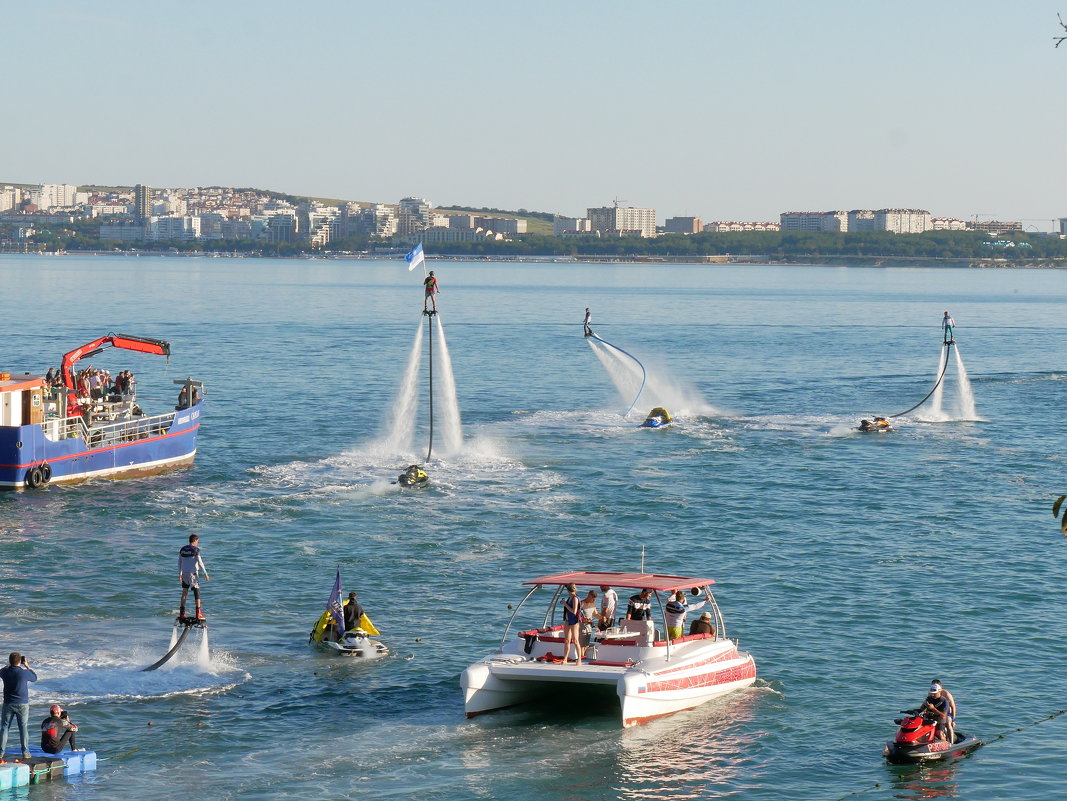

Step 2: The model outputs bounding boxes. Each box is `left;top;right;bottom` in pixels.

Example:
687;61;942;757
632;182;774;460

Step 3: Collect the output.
5;1;1065;227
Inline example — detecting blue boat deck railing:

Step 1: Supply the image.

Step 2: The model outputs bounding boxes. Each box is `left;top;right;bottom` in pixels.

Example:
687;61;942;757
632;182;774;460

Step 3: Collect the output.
42;409;178;449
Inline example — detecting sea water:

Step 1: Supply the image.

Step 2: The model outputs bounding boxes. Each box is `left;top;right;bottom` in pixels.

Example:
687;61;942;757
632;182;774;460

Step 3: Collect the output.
1;255;1066;800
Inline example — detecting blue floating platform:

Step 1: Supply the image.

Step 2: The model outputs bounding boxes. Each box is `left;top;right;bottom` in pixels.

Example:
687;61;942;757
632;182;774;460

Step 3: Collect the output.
0;761;31;789
3;747;97;783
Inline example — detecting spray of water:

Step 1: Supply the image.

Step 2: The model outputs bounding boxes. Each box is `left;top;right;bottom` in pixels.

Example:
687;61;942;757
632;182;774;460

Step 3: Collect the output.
918;344;979;422
588;339;719;417
381;319;424;454
433;315;464;455
589;340;644;413
196;629;211;669
924;345;950;421
951;345;978;420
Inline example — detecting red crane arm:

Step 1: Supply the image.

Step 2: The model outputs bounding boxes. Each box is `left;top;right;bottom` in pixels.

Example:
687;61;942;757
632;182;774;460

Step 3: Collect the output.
61;333;171;391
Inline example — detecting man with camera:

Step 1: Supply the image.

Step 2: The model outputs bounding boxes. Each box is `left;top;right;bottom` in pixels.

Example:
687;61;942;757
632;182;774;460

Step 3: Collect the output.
0;652;38;761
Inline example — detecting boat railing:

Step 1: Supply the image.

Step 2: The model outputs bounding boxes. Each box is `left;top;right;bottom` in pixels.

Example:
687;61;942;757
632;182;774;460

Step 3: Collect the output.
41;410;177;448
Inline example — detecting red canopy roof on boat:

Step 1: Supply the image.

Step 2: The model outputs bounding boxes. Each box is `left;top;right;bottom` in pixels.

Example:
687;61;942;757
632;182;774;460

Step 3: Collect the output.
524;571;715;591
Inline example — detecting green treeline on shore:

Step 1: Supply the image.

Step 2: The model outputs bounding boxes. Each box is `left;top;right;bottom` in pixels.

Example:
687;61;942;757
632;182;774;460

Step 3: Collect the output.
4;220;1066;263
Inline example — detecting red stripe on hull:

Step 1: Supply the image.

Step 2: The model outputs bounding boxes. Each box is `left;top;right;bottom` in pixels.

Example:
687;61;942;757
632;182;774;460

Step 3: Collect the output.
639;659;757;694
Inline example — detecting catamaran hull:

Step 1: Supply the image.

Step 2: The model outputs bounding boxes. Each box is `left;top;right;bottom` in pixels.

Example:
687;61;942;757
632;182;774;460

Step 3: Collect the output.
462;649;757;727
618;655;757;727
0;402;202;489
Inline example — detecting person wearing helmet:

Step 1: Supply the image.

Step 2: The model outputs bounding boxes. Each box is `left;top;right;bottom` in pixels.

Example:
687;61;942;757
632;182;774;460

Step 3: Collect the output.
40;704;79;754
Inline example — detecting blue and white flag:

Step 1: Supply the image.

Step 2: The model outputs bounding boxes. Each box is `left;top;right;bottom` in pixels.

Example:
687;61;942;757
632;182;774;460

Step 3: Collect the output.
405;243;425;272
328;568;345;634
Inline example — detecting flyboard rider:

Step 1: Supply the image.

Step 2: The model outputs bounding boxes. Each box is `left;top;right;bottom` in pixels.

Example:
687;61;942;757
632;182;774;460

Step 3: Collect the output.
179;534;209;620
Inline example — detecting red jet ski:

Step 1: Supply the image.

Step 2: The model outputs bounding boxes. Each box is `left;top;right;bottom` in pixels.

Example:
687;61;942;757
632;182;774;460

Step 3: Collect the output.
883;709;982;764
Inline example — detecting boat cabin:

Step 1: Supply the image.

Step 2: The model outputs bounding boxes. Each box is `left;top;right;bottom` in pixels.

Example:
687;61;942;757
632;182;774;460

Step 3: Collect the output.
0;372;45;428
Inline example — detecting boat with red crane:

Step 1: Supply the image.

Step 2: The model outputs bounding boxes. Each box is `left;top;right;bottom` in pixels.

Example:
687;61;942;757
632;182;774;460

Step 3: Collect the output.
0;333;203;489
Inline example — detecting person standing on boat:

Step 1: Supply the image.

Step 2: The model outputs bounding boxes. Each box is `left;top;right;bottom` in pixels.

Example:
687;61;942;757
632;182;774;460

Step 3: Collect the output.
941;311;955;343
342;592;365;633
579;590;598;657
178;534;209;620
583;308;592;337
664;591;689;640
625;588;654;621
561;584;582;665
423;271;439;313
598;585;618;631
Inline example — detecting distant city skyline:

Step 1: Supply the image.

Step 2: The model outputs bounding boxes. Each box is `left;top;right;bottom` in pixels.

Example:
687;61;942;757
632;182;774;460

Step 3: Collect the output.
4;2;1064;228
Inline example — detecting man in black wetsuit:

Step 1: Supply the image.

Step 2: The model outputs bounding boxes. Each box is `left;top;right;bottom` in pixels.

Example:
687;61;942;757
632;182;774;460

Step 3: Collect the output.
40;705;79;754
343;592;366;633
625;588;654;620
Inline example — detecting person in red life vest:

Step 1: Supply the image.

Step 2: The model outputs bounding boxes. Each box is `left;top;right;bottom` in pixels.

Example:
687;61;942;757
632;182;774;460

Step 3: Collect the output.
40;705;80;754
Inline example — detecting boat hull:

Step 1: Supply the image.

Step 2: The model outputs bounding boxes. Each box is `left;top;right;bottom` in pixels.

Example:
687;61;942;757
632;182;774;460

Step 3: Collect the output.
0;401;202;490
313;635;389;659
462;638;756;727
884;732;982;764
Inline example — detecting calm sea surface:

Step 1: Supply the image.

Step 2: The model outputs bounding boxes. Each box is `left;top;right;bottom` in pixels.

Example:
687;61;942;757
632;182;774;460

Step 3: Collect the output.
1;254;1065;800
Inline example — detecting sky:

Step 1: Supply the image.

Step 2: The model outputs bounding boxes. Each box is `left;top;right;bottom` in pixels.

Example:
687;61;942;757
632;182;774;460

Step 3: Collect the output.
5;1;1066;227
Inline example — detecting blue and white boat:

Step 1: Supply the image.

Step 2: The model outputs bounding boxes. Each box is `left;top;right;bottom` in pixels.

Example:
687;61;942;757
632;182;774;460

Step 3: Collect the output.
639;407;673;429
0;334;203;490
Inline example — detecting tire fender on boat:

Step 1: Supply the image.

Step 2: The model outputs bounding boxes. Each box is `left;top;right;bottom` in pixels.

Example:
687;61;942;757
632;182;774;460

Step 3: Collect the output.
25;466;45;489
39;463;52;484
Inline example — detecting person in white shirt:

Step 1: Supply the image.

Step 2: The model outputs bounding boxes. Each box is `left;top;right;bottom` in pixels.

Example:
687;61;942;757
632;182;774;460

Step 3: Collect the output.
598;585;618;630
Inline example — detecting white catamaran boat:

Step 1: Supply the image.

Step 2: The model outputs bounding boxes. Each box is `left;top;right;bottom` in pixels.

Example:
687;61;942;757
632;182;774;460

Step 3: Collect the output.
461;571;756;727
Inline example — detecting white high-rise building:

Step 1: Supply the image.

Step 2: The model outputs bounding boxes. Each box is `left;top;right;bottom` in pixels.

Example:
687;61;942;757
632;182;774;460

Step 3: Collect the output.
27;183;78;210
587;204;656;237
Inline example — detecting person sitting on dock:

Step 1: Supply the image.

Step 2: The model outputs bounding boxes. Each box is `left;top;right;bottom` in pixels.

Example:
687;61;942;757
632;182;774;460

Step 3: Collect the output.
689;611;715;637
178;534;209;620
40;705;79;754
625;588;654;621
423;271;439;313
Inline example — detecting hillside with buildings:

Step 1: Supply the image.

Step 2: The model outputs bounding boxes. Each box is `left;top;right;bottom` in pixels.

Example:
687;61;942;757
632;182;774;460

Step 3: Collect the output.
0;181;1064;263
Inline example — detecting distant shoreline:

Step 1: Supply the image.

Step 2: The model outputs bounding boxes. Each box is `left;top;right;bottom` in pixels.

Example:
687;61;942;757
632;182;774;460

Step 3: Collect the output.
1;249;1063;269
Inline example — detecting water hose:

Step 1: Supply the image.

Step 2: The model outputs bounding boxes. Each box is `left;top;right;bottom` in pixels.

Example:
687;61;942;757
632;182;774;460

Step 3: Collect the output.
426;313;435;462
142;624;193;671
888;342;952;419
589;332;647;416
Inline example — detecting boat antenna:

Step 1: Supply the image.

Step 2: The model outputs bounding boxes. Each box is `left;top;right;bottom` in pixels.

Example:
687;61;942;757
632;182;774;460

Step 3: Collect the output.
640;545;645;573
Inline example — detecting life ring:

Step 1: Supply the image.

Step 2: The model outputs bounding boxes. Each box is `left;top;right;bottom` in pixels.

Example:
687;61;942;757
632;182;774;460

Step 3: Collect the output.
39;463;52;485
25;466;45;489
